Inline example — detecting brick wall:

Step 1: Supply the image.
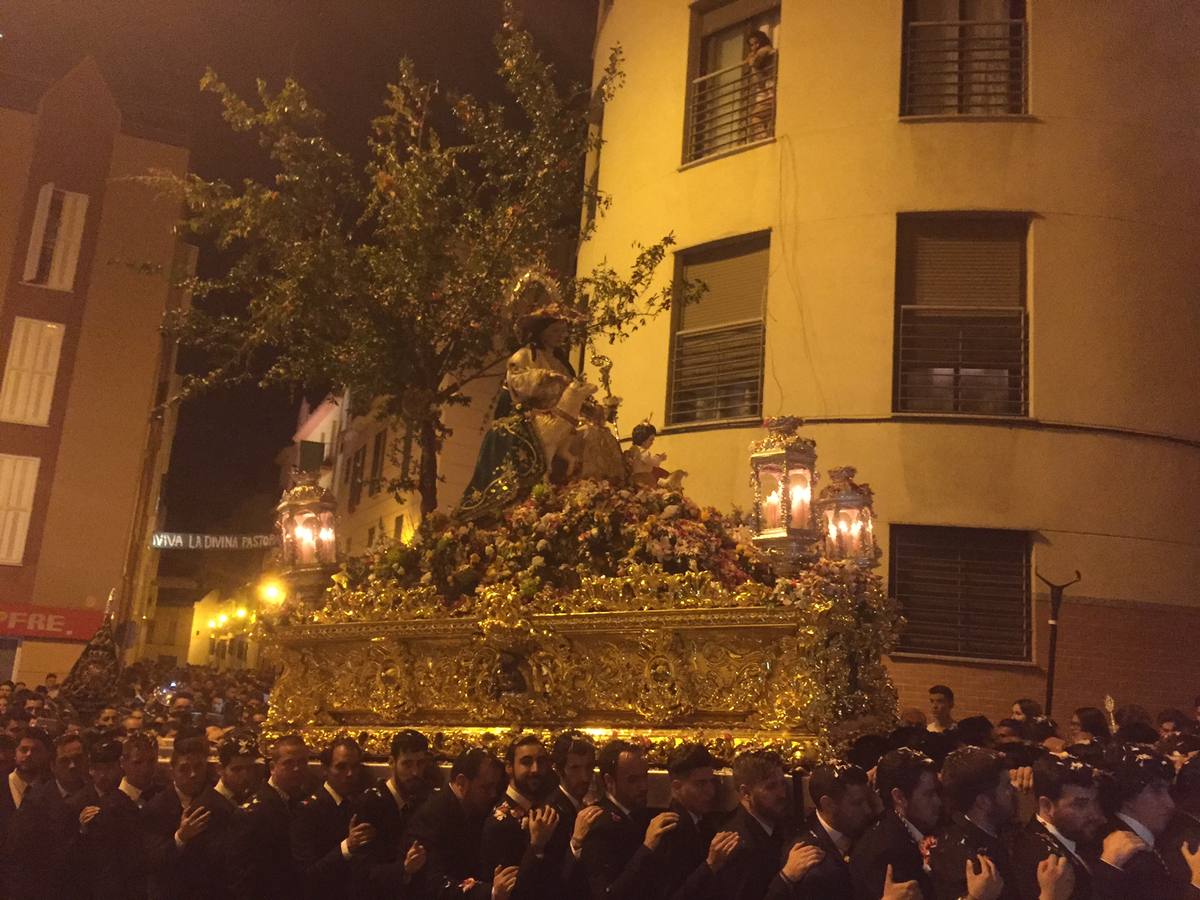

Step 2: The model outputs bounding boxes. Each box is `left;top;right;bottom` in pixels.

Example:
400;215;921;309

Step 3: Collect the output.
887;595;1200;725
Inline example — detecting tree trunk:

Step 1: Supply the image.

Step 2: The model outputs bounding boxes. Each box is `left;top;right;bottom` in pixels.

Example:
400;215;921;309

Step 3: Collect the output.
417;416;440;517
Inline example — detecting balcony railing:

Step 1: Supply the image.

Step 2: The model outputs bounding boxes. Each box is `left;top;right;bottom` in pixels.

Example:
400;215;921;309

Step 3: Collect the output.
684;55;776;164
902;19;1028;116
895;305;1027;416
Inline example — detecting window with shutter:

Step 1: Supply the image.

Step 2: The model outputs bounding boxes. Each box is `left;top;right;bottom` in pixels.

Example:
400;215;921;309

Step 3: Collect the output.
894;214;1028;416
901;0;1027;117
0;455;40;566
22;184;88;292
889;524;1030;661
667;233;767;427
0;318;65;426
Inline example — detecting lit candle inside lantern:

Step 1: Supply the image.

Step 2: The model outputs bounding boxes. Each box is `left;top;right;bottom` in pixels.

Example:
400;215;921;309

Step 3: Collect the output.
318;526;334;543
763;486;782;529
789;471;812;530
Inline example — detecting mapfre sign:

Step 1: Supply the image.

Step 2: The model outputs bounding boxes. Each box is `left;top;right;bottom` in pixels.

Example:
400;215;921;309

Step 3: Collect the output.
0;603;105;640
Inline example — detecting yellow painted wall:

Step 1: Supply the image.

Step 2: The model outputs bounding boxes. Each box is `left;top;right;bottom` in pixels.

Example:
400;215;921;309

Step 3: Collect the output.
32;133;188;611
578;0;1200;621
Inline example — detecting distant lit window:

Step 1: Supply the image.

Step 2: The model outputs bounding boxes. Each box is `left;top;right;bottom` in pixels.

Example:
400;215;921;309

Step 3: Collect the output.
348;446;366;511
667;233;767;427
901;0;1028;116
894;213;1028;417
0;318;65;426
22;184;88;292
368;429;387;496
0;454;40;566
684;2;780;164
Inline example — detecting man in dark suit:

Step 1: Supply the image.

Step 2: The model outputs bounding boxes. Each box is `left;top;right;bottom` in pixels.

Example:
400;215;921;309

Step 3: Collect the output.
929;746;1017;900
715;750;799;900
652;743;740;900
544;730;603;897
3;732;88;899
479;735;563;900
580;739;673;900
291;736;375;900
403;747;507;899
81;732;160;900
354;728;432;895
243;733;309;900
1010;755;1107;900
849;748;941;900
767;761;876;900
141;734;247;900
1091;744;1200;899
73;737;124;899
0;726;50;870
1164;756;1200;888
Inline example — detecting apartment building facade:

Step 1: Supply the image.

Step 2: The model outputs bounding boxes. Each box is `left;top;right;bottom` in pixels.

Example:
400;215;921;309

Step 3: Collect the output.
574;1;1200;719
0;59;190;682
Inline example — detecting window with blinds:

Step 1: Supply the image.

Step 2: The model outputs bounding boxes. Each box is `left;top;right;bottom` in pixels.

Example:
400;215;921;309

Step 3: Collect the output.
0;318;65;426
901;0;1027;116
890;524;1030;661
0;454;40;566
894;214;1028;416
667;234;768;426
23;184;89;292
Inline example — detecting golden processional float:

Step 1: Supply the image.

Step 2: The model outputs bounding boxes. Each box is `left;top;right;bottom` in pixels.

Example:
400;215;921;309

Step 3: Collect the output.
261;275;900;765
261;414;900;767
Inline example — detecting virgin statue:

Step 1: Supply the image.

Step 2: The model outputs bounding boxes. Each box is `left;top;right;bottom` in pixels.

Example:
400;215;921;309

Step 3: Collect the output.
457;283;625;521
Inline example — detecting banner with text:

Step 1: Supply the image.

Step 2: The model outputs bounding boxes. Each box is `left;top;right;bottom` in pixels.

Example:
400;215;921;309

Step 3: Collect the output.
0;603;106;640
150;532;280;550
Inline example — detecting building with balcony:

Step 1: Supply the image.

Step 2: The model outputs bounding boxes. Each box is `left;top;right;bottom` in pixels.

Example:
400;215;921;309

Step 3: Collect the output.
0;59;190;682
576;1;1200;720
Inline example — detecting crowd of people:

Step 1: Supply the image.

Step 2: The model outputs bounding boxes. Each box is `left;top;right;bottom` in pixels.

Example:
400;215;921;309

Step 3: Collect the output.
1;674;1199;899
0;663;272;748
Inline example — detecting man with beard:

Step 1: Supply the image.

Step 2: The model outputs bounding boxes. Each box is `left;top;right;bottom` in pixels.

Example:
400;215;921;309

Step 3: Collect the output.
479;735;562;900
545;731;604;897
1091;744;1200;899
404;747;514;899
3;733;88;899
716;750;802;900
767;762;877;900
653;743;740;900
356;730;432;869
0;727;50;856
581;739;677;900
243;734;309;900
850;747;941;900
929;747;1016;900
1011;755;1106;900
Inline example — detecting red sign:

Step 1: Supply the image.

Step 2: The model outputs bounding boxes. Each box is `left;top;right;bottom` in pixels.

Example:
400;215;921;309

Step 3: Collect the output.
0;603;105;640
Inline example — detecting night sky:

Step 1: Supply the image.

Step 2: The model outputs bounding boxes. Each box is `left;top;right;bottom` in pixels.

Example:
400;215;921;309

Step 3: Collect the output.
0;1;598;561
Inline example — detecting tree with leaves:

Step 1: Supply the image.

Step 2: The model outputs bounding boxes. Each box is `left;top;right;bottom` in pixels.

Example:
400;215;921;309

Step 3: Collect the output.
156;3;692;516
